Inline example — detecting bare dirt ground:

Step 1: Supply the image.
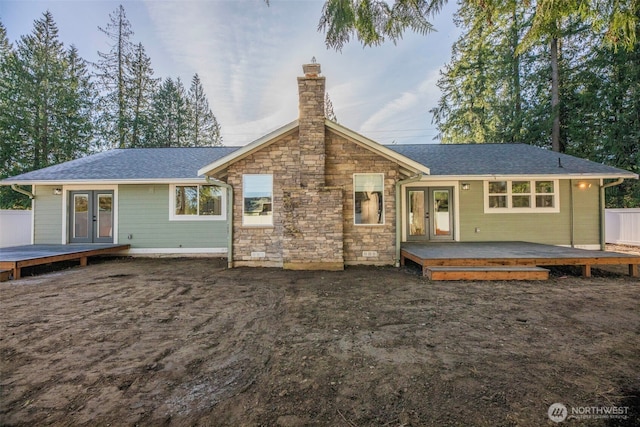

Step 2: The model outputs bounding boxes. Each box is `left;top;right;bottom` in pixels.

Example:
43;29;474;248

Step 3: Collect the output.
1;256;639;426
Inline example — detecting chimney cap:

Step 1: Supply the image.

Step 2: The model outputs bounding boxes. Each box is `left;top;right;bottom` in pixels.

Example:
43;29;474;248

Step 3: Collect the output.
302;62;321;78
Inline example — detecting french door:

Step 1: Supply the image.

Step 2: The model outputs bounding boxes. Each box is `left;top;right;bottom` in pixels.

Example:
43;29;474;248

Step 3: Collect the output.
407;187;454;241
69;190;114;243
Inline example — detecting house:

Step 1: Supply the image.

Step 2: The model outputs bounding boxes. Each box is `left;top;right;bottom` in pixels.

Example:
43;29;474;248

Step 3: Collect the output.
2;63;637;271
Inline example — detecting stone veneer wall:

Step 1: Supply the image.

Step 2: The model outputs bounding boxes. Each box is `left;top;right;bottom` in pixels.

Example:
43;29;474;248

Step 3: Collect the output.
225;127;399;267
325;129;399;265
226;131;300;267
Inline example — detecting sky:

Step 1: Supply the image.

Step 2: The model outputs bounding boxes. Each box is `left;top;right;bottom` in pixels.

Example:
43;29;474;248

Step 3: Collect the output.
1;0;461;146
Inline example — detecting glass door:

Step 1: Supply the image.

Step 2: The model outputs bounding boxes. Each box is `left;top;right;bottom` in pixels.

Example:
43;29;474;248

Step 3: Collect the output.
429;188;453;241
406;187;454;241
69;190;114;243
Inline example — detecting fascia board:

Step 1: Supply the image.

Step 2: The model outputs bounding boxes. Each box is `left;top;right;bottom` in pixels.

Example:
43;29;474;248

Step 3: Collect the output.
419;173;639;180
325;120;431;175
197;120;299;176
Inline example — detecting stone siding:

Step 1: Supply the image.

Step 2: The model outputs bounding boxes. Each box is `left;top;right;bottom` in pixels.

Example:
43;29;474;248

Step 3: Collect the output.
325;129;398;265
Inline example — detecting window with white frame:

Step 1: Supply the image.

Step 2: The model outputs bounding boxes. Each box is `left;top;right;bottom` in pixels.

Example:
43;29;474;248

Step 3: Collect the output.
485;179;559;213
354;173;384;225
171;184;224;220
243;174;273;226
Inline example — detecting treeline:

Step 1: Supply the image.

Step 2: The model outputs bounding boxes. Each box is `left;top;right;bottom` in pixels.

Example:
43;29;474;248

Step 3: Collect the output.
1;6;222;208
431;3;640;207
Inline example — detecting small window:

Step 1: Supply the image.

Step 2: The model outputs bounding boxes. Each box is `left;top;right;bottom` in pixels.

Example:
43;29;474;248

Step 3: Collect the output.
243;174;273;226
485;180;558;213
171;184;224;220
354;173;384;225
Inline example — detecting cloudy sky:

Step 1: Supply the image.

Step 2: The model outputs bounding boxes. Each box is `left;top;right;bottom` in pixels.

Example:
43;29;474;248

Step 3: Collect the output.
1;0;461;146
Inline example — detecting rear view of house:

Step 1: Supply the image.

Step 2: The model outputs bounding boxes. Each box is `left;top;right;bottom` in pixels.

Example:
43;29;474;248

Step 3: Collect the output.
2;63;637;273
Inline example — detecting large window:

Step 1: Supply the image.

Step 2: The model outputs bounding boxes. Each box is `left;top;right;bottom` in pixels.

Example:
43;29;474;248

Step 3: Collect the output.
243;174;273;226
354;173;384;225
171;184;224;220
485;180;559;213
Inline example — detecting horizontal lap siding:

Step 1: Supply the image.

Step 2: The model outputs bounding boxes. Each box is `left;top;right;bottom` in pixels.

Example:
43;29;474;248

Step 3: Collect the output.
118;185;227;249
459;180;600;246
34;185;63;244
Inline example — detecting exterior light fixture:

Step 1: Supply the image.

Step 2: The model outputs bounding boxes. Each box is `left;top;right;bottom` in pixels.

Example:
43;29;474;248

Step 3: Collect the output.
461;183;470;190
53;188;62;195
576;182;592;190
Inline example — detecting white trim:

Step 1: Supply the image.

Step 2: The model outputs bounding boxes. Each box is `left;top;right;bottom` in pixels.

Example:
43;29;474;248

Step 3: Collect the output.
198;121;299;176
401;181;460;242
326;121;430;175
483;179;560;214
353;173;385;226
2;178;215;186
242;174;274;227
61;184;119;244
125;247;227;256
169;184;227;221
419;173;637;181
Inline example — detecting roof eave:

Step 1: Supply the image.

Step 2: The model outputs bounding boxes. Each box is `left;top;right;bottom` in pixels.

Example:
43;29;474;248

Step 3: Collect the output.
419;172;639;180
198;120;299;176
0;178;217;186
325;120;430;176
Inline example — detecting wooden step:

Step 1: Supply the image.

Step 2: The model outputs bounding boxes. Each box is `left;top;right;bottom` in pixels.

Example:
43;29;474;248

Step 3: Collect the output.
426;266;549;281
0;269;11;282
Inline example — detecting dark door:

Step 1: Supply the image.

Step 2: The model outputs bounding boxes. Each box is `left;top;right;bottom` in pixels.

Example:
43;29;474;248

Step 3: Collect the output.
69;191;113;243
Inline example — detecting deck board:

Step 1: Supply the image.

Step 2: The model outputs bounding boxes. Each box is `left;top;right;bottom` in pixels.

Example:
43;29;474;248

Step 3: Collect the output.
401;242;640;279
0;244;130;280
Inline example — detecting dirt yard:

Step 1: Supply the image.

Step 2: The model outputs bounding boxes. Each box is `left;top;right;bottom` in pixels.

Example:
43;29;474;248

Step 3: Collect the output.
1;257;639;426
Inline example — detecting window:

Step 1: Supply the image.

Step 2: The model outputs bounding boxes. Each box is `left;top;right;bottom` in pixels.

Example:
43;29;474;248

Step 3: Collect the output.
171;184;224;220
354;173;384;225
485;180;559;213
243;174;273;226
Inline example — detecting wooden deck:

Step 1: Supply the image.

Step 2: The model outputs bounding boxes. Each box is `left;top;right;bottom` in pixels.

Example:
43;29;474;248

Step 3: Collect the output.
0;244;130;280
401;241;640;280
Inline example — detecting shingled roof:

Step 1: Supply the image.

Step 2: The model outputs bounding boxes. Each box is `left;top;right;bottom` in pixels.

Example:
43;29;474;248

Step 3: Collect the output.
387;143;637;178
2;143;636;184
2;147;239;183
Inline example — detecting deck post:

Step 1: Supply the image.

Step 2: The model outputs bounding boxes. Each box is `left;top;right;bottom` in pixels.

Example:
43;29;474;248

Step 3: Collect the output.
630;264;638;278
582;264;592;278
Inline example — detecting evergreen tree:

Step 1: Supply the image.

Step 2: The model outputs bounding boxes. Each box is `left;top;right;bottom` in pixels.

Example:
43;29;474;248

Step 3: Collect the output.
95;5;134;149
130;42;158;147
148;77;190;147
187;73;222;146
0;21;29;208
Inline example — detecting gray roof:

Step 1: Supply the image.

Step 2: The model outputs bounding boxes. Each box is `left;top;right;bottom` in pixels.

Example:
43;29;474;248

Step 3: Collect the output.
387;143;637;177
3;147;239;183
2;143;635;184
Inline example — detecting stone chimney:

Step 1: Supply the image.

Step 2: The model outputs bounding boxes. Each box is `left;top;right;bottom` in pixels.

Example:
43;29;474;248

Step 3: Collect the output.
298;61;326;188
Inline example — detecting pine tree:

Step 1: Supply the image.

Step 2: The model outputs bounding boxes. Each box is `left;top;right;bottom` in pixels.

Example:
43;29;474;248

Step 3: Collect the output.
187;74;222;146
148;77;191;147
130;42;158;147
95;5;134;149
0;21;29;208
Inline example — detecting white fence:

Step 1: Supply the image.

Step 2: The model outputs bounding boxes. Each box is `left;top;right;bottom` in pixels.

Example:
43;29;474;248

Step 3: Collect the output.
606;208;640;246
0;209;32;248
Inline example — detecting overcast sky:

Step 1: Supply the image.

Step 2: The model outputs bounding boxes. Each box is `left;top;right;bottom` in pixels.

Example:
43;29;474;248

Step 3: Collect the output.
1;0;461;146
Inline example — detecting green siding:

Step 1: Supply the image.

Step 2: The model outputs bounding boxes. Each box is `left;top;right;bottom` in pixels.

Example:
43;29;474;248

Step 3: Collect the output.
118;184;228;249
458;179;600;246
34;185;63;244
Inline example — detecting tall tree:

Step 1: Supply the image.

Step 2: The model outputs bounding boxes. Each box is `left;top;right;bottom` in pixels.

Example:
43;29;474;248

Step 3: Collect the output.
0;21;29;208
95;5;134;149
318;0;639;52
187;74;222;146
129;42;158;147
148;77;190;147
